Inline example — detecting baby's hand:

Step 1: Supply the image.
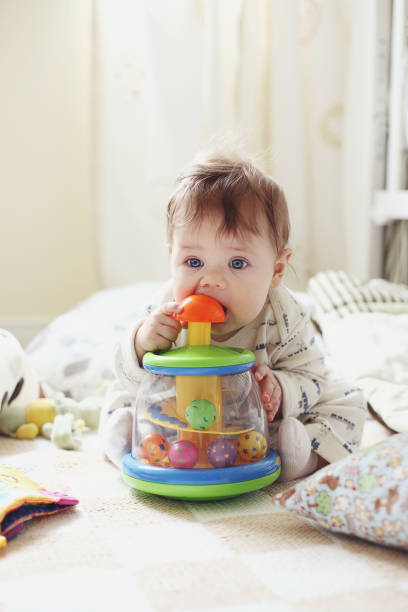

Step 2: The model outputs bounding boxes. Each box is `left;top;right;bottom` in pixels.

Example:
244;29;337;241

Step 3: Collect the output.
135;302;181;364
252;363;282;422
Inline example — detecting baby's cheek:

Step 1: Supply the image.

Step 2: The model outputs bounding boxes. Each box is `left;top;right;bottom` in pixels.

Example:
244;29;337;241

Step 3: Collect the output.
232;307;256;329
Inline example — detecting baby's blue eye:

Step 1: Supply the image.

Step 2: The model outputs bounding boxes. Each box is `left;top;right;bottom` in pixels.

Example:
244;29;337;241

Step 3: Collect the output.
186;257;203;268
230;258;248;270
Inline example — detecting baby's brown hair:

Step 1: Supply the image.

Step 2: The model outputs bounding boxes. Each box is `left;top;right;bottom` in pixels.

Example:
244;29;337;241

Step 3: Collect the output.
166;151;290;254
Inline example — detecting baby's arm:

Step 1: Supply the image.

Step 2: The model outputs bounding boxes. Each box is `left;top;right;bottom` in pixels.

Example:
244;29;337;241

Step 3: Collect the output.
270;315;328;419
100;286;181;468
113;281;179;393
253;290;328;421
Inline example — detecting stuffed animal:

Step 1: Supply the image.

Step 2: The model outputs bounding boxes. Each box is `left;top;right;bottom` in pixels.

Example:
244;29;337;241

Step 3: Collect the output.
0;394;103;450
0;329;102;450
0;329;40;414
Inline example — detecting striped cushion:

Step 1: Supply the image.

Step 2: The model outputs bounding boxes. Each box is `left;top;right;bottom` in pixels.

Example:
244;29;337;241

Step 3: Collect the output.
308;270;408;322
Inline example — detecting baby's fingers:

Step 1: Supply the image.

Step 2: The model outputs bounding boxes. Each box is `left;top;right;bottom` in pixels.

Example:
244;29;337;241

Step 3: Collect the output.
156;321;180;343
159;301;182;316
265;403;280;421
260;375;279;403
152;303;182;332
252;363;282;421
252;363;277;399
252;362;269;382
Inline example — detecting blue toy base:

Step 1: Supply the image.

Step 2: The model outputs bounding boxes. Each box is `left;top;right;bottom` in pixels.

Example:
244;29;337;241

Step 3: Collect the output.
122;450;281;501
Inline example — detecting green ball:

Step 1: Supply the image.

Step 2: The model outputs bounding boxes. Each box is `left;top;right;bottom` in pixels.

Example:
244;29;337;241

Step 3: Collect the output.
185;399;217;430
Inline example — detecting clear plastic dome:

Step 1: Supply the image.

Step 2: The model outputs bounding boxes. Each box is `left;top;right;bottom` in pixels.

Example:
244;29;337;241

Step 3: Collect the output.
132;369;269;469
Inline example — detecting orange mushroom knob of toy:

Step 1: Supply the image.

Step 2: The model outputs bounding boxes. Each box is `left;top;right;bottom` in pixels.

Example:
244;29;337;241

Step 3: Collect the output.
172;295;225;346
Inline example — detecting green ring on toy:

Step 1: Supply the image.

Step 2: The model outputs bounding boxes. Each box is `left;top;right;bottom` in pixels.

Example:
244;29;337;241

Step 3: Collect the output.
143;345;254;371
122;471;280;501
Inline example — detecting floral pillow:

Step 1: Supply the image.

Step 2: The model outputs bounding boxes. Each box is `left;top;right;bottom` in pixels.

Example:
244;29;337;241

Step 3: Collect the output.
271;433;408;550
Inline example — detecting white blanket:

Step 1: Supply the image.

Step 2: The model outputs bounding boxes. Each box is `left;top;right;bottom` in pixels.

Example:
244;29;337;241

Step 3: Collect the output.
321;312;408;433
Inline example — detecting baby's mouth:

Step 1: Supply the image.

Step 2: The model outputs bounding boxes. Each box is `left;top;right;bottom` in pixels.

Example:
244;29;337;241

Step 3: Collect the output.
211;304;228;335
217;302;228;321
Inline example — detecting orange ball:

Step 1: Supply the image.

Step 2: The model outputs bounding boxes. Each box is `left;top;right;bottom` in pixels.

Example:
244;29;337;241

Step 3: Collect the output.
138;433;169;465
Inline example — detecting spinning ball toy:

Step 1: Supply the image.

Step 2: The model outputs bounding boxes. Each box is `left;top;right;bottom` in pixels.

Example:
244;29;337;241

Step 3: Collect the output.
122;295;281;500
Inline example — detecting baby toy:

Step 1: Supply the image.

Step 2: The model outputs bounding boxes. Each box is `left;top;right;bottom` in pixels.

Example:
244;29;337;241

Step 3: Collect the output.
0;327;102;450
0;394;102;450
122;294;281;500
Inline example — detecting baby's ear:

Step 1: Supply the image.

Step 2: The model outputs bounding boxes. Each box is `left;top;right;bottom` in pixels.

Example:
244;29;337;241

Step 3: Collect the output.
271;248;292;288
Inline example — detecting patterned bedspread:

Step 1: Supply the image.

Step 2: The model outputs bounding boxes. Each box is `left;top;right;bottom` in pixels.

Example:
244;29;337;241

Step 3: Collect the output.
1;417;407;612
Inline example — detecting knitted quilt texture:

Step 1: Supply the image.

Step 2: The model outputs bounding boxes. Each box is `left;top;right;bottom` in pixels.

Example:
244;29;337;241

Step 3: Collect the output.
1;420;407;612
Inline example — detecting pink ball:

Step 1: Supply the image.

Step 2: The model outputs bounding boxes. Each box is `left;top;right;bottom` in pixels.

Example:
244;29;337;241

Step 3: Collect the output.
169;440;199;468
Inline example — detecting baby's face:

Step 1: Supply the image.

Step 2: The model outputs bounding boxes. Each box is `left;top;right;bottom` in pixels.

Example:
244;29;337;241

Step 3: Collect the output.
170;213;289;340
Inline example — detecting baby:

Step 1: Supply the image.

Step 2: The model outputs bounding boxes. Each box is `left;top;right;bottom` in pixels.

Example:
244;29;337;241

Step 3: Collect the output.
100;151;367;480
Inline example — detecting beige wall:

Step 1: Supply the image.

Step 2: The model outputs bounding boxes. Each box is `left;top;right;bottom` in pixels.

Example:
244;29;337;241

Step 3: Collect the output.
0;0;100;318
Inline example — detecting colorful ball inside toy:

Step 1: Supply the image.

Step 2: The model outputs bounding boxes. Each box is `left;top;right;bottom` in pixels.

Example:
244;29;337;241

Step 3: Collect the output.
138;433;169;465
169;440;199;468
207;438;237;468
236;431;267;462
185;398;217;430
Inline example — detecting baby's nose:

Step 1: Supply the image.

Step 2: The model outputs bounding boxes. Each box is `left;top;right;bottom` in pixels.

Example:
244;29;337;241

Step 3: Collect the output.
199;271;226;290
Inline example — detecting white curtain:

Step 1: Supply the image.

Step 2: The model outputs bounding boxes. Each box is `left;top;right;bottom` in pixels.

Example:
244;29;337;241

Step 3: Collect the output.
94;0;387;289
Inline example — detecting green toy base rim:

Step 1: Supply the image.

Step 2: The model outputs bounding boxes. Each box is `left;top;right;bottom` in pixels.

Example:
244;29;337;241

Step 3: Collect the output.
143;344;255;370
122;469;280;501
